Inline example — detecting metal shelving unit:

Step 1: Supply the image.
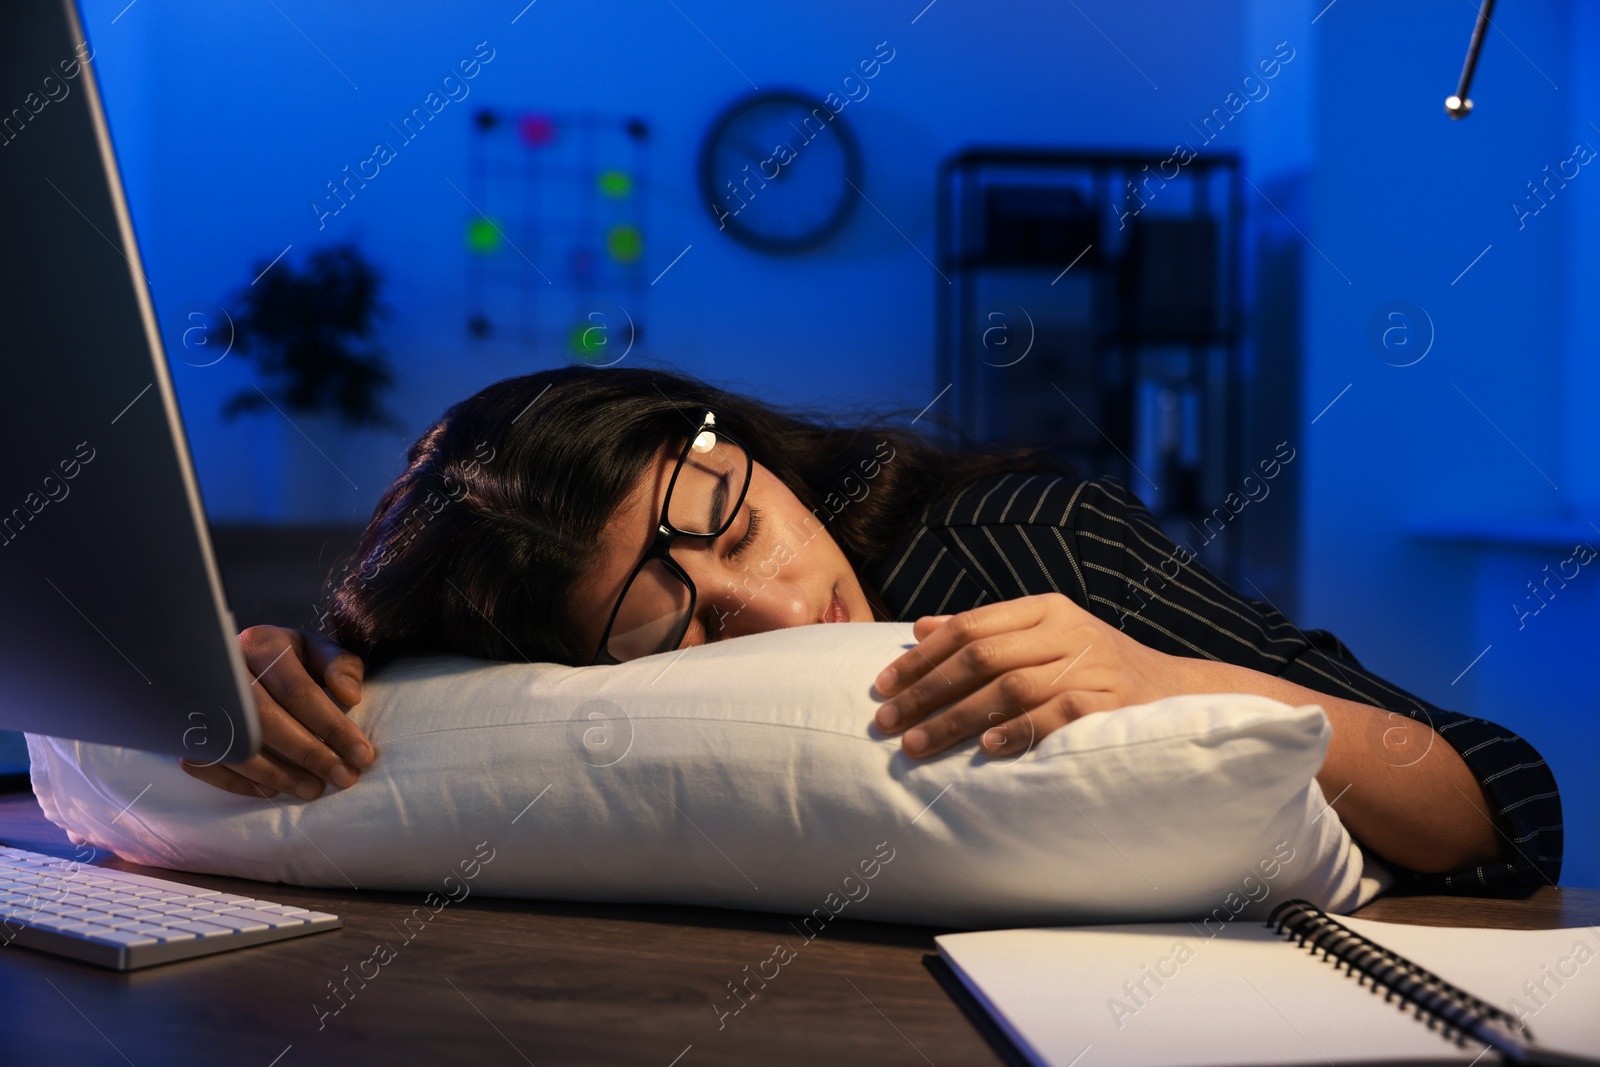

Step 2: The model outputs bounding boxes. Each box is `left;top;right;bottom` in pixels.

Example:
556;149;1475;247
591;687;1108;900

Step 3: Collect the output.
935;148;1245;584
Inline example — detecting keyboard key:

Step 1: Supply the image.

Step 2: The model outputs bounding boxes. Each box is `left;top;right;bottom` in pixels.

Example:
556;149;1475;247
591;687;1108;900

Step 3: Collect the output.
114;926;195;943
143;902;192;916
81;929;160;948
124;923;196;941
168;921;235;938
191;913;270;934
151;930;199;944
119;909;167;923
227;908;307;928
106;871;206;892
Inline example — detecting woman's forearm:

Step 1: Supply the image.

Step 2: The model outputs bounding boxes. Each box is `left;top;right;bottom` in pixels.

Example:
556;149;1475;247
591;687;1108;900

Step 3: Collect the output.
1180;658;1502;874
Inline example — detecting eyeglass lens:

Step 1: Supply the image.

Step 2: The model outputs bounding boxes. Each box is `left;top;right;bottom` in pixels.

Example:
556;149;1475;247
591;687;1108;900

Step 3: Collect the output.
604;433;748;662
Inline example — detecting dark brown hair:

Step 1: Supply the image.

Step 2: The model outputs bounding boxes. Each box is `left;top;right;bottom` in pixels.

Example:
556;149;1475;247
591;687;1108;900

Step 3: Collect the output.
319;366;1078;668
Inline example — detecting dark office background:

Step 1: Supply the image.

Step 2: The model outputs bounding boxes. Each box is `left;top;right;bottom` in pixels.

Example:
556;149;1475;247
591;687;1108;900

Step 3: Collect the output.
4;0;1591;884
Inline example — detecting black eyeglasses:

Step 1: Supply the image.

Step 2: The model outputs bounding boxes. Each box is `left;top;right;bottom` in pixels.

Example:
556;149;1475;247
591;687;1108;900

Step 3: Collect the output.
591;410;752;665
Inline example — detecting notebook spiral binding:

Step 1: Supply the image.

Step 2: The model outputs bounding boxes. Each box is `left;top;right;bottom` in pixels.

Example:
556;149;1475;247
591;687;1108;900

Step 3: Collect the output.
1266;899;1533;1050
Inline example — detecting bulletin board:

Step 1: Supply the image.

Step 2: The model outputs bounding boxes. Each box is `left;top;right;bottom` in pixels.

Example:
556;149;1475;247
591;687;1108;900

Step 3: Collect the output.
463;107;650;363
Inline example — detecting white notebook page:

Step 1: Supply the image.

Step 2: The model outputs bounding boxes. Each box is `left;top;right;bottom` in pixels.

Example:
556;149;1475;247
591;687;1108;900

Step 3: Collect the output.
935;915;1600;1067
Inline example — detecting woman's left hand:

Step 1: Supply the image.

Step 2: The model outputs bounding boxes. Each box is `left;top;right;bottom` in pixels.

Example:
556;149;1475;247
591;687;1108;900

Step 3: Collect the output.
873;593;1197;759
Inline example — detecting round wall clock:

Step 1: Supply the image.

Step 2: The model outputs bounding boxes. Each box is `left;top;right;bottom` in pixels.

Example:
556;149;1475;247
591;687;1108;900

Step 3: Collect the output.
698;90;863;254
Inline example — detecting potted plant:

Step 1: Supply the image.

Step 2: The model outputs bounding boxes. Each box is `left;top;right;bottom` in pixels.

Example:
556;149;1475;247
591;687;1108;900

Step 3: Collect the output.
221;243;400;430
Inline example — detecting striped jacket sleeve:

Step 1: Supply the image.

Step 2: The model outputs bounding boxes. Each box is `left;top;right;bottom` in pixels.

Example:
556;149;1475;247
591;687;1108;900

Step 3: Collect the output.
867;472;1562;895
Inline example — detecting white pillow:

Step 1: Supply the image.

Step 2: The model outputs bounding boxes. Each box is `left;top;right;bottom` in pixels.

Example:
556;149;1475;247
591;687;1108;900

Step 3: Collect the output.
26;622;1387;929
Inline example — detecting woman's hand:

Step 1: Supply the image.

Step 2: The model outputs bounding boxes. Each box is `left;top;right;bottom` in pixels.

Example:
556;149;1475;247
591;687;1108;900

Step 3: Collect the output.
178;625;374;800
872;593;1196;759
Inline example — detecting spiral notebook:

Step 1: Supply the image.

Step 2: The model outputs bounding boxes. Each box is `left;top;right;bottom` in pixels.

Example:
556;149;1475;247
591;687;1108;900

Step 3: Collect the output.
934;900;1600;1067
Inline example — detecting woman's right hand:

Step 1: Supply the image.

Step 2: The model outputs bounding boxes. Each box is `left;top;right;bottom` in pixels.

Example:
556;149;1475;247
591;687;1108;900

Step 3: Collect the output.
179;625;374;800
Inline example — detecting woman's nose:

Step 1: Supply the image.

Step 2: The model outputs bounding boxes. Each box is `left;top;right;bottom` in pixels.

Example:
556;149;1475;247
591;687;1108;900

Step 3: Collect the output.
698;567;811;638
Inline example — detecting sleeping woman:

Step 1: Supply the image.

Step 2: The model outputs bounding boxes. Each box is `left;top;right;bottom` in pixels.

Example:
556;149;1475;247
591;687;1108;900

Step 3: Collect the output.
185;365;1561;894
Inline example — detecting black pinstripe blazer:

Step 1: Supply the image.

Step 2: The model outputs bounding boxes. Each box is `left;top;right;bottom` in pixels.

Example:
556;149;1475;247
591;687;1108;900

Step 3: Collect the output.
861;473;1562;895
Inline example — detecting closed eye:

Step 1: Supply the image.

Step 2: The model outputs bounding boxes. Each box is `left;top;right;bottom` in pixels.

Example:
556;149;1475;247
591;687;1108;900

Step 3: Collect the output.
673;507;762;649
691;507;761;644
727;505;762;562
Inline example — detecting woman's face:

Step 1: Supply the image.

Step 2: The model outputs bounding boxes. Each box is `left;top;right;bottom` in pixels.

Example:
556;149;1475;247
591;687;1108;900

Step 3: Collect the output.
569;445;876;661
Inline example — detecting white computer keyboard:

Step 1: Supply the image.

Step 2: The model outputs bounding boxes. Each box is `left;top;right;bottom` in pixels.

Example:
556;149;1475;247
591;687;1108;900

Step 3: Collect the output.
0;844;341;970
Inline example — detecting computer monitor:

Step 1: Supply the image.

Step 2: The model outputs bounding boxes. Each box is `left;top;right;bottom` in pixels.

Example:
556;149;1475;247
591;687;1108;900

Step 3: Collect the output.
0;0;261;765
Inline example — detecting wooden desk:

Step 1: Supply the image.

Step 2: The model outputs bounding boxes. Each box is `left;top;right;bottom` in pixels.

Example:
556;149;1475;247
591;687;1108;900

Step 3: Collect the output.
2;791;1596;1066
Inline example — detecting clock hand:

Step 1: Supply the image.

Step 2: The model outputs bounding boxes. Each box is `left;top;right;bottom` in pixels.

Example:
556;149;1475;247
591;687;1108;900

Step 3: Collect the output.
727;137;790;184
732;136;769;162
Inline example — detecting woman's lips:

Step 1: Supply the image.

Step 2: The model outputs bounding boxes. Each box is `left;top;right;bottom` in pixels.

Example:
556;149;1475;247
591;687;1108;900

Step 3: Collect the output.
820;584;850;624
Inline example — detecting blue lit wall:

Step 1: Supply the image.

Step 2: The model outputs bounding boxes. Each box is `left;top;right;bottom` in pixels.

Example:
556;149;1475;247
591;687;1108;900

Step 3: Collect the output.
1304;1;1599;889
79;0;1282;520
71;0;1596;885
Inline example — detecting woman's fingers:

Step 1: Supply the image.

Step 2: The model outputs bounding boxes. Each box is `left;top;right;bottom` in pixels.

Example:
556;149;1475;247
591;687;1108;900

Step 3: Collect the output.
977;697;1112;758
301;631;368;724
178;746;325;800
255;687;365;795
874;623;1061;734
236;625;372;793
296;632;375;769
899;663;1105;758
178;758;277;799
877;594;1072;698
875;592;1193;761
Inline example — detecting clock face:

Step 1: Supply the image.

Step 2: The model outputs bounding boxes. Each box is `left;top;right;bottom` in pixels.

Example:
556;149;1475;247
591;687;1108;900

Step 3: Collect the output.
699;90;862;254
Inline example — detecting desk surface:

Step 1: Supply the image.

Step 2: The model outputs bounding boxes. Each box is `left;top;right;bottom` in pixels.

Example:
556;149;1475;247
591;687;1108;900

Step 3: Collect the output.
2;791;1596;1067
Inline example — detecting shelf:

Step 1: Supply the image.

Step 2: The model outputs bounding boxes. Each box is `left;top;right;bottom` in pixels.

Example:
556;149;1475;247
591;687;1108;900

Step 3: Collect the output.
936;147;1246;583
1407;515;1600;549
